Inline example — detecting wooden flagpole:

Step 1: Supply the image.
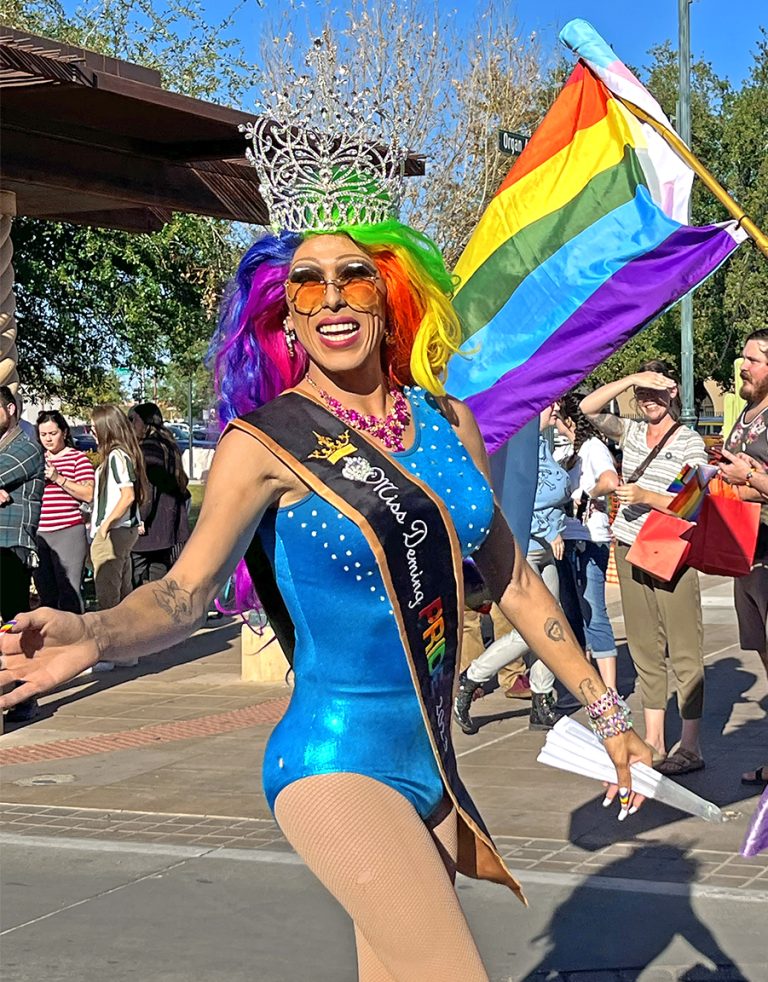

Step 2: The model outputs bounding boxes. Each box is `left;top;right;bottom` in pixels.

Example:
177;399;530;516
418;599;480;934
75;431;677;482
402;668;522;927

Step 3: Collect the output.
618;96;768;259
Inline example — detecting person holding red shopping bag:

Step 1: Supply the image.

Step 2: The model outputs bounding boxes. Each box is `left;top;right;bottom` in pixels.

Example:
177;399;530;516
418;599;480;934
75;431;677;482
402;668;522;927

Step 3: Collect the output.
720;329;768;791
581;362;708;776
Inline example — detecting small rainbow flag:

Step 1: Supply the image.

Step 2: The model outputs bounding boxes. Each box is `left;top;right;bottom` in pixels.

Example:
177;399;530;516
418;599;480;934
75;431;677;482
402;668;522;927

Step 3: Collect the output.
667;463;719;521
447;20;747;454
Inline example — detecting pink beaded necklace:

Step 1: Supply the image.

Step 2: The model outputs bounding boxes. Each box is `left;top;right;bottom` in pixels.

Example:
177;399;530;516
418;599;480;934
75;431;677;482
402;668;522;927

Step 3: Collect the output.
304;374;411;452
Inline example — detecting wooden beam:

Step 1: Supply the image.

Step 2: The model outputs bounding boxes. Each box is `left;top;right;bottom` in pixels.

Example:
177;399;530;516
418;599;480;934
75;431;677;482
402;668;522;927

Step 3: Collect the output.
2;124;269;224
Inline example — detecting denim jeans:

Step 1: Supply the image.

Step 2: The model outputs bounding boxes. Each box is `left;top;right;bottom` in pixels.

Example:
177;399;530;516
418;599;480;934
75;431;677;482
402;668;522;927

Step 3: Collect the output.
466;548;557;694
561;540;617;659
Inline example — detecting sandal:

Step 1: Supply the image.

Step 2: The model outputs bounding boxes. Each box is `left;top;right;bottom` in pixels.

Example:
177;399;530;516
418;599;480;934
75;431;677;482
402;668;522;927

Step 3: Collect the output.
656;749;705;776
741;766;768;787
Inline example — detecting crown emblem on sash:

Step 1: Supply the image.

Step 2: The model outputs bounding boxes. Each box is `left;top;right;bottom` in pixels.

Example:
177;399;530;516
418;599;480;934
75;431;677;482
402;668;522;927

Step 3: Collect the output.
308;430;358;464
341;456;374;482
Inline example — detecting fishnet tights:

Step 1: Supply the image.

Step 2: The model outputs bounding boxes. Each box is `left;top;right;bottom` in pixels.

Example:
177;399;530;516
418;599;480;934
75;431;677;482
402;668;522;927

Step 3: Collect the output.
274;772;489;982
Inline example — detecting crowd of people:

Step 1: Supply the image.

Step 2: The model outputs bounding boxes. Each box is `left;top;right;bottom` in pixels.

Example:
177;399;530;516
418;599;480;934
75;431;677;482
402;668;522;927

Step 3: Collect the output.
0;246;765;980
0;394;190;719
453;338;768;793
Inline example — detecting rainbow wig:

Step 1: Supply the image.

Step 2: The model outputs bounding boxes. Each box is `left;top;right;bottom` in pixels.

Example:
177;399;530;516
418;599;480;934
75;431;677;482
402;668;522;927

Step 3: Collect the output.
209;219;462;613
211;220;461;428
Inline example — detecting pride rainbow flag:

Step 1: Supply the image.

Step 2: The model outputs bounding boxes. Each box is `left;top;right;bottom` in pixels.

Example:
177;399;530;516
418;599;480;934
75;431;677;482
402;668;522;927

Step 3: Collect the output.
447;20;747;454
667;463;719;521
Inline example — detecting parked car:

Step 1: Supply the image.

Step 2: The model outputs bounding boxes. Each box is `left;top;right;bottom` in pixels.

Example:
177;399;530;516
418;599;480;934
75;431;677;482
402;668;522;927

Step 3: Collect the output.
70;425;97;452
166;423;191;444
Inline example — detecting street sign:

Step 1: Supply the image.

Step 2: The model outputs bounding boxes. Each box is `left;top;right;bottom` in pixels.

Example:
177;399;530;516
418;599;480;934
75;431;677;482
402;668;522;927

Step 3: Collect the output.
498;129;530;156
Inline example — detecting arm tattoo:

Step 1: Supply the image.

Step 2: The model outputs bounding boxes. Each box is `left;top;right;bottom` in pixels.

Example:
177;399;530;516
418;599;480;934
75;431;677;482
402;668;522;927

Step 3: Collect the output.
153;579;194;625
587;413;623;441
579;678;604;706
544;617;565;642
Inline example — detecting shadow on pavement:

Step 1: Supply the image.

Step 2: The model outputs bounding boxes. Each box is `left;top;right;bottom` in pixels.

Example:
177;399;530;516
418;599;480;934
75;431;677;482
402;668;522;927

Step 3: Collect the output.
566;657;768;849
520;845;747;981
3;617;243;730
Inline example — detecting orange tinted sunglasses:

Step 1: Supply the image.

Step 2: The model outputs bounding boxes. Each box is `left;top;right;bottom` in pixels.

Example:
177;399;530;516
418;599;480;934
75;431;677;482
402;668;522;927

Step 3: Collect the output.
285;271;382;316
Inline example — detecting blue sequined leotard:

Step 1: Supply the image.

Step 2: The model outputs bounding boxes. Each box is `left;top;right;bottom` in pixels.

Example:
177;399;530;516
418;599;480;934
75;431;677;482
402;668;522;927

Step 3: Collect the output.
258;387;494;819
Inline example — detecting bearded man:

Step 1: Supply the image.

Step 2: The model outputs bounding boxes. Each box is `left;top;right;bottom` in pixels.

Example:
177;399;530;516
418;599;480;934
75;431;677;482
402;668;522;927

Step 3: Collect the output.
721;329;768;787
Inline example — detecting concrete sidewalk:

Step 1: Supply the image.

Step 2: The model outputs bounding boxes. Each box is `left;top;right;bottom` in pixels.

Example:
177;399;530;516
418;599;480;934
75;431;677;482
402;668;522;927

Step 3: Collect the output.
1;574;766;980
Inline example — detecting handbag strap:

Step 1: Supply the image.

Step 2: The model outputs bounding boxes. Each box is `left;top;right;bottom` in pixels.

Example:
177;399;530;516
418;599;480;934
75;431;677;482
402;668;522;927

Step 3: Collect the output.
626;422;683;484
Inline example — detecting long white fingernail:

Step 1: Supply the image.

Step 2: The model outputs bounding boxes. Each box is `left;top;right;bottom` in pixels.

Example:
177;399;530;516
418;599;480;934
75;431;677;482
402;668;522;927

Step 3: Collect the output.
602;796;612;808
628;806;638;815
618;808;628;822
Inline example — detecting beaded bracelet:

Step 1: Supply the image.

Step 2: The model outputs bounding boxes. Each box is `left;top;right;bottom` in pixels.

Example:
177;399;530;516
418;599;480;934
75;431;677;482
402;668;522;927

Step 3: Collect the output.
585;687;621;719
588;700;633;741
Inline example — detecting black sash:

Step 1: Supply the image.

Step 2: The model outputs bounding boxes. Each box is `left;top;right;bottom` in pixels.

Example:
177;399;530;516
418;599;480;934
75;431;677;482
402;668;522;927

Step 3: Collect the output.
229;391;524;901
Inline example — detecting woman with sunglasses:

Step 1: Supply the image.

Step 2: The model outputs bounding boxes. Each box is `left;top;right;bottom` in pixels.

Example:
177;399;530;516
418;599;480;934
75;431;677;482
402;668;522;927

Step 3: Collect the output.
581;361;709;777
0;186;650;979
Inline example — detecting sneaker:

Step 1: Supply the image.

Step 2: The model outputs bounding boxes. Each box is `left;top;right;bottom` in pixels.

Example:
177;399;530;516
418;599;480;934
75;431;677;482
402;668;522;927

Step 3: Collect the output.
529;691;564;731
453;671;481;734
504;674;532;699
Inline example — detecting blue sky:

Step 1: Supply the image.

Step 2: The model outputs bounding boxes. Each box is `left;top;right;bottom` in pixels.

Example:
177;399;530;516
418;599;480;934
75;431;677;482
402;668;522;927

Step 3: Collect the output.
201;0;764;87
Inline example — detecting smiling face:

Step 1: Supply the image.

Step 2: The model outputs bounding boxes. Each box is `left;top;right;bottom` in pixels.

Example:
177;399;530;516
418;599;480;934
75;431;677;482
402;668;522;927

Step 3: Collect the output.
739;339;768;404
285;234;387;376
38;419;66;454
633;385;676;424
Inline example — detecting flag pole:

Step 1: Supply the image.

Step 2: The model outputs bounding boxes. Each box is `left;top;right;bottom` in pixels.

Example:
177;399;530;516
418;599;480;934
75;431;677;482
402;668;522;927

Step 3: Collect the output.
617;95;768;259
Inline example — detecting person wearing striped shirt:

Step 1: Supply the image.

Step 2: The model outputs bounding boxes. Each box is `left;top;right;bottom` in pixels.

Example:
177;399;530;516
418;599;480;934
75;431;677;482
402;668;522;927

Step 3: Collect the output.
34;411;95;614
581;361;708;779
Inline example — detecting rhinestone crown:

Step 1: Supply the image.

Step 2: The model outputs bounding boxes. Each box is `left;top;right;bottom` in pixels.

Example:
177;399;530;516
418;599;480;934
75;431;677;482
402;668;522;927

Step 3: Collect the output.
240;33;408;233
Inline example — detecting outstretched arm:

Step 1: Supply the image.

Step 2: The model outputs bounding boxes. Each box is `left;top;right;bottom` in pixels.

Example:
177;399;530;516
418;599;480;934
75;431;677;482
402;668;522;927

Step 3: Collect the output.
0;428;287;701
447;398;652;808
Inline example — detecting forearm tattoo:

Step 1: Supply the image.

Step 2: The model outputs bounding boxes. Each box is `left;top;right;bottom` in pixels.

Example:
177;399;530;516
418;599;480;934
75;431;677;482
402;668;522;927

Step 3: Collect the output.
153;579;194;625
579;678;604;706
544;617;565;642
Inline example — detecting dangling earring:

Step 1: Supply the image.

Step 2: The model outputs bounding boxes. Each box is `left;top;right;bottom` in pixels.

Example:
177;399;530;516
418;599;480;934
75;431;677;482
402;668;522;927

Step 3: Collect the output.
383;327;394;345
283;318;296;358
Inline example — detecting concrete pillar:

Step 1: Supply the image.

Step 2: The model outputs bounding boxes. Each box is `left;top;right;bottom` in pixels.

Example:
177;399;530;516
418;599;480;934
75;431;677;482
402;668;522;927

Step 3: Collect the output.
0;190;19;393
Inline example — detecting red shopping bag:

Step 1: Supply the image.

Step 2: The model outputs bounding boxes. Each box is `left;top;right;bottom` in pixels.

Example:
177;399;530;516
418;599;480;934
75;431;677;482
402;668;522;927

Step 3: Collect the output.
625;511;695;582
686;494;760;577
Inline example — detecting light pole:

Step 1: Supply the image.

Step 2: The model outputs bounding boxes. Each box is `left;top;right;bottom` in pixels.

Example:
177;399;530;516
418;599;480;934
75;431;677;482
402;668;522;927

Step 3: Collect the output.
187;375;194;480
678;0;696;427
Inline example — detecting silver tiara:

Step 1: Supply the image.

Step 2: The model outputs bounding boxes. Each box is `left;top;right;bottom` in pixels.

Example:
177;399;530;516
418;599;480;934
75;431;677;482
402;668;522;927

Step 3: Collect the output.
240;34;409;233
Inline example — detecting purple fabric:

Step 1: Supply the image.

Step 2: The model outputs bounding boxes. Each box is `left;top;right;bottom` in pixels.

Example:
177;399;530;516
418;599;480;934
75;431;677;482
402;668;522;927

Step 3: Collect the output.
741;786;768;857
465;224;740;454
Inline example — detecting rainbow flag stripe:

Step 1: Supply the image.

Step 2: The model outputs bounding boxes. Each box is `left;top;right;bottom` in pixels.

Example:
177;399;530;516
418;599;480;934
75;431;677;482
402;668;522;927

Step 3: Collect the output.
667;463;718;521
448;20;746;454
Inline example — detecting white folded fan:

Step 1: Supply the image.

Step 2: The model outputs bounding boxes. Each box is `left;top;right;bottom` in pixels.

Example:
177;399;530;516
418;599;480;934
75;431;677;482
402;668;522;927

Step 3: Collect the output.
537;717;724;823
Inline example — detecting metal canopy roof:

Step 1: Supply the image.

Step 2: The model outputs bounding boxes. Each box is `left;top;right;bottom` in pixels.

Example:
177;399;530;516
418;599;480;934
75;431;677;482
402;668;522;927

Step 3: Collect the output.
0;26;425;233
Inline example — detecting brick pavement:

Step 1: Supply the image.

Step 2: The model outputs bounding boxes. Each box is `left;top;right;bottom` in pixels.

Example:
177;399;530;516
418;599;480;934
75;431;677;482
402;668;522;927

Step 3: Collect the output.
2;801;767;893
1;577;767;892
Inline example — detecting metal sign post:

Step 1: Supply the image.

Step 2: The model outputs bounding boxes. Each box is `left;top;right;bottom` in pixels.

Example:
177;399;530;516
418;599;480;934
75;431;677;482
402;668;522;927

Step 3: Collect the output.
678;0;696;428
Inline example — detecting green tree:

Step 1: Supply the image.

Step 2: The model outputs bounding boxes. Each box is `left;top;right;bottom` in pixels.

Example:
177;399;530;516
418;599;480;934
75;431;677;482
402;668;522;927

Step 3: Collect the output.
2;1;250;406
156;339;216;421
587;43;736;393
721;29;768;348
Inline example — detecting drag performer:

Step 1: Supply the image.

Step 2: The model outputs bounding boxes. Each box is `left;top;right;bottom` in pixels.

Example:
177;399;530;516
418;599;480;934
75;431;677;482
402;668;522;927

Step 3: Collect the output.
0;114;651;980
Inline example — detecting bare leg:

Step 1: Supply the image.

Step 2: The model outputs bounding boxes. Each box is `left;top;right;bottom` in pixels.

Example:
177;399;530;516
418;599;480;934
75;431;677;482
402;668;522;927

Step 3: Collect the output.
643;707;666;757
596;656;617;690
274;774;488;982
